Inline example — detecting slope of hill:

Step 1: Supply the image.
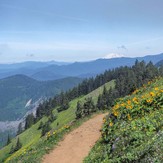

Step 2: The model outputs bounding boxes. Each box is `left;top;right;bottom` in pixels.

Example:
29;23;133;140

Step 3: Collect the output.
0;80;115;163
84;78;163;162
155;59;163;67
0;53;162;81
0;75;82;121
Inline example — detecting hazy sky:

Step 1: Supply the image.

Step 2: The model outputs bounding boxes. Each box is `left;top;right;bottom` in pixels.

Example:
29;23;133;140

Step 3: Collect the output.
0;0;163;63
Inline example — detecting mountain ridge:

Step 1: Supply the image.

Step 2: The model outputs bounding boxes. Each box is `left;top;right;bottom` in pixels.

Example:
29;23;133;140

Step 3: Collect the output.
0;53;162;81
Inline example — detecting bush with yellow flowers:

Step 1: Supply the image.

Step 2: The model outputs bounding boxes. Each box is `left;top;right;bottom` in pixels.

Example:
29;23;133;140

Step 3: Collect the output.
85;77;163;163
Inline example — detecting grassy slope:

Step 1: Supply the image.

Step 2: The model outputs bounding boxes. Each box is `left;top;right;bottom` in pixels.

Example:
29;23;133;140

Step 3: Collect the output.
0;80;115;162
84;77;163;163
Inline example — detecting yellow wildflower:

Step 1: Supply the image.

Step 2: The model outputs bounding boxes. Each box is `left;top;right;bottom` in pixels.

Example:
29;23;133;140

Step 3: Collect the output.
133;126;136;130
113;111;119;117
149;92;155;97
127;100;131;105
133;89;138;94
146;99;152;103
103;118;106;123
121;103;125;107
132;97;139;104
64;125;70;129
154;87;159;91
126;105;132;109
109;122;113;127
127;114;132;120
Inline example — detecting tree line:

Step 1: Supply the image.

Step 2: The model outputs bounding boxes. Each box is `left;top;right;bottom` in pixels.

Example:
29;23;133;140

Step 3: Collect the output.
75;61;163;118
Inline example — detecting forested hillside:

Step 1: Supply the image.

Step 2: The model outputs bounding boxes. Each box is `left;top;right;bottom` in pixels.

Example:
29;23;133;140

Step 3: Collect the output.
0;75;82;121
155;59;163;67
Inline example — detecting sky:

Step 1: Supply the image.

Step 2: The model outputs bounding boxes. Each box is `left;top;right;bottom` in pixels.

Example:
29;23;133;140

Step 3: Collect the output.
0;0;163;63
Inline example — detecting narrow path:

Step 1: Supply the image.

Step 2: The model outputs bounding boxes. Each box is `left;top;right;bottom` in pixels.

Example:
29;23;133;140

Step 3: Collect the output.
43;113;107;163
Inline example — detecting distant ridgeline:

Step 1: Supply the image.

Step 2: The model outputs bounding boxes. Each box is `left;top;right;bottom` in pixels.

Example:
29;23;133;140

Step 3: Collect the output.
155;59;163;67
23;60;163;132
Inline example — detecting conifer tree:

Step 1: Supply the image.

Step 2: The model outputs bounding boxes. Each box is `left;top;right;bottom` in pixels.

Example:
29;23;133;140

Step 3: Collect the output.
9;145;14;154
48;112;57;122
41;122;51;136
101;86;108;109
14;137;22;151
83;97;96;116
6;134;11;145
17;122;23;135
75;101;83;119
97;94;103;110
106;87;114;107
159;65;163;76
25;113;35;129
38;121;44;130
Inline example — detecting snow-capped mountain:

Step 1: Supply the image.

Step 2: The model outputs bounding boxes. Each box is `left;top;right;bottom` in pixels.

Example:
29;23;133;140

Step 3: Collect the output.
104;53;124;59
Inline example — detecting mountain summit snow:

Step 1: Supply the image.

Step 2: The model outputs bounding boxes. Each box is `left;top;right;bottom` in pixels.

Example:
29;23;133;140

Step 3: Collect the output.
103;53;124;59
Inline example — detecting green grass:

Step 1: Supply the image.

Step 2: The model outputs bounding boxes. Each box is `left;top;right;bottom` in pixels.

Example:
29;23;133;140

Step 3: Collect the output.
85;80;115;103
84;77;163;163
0;80;115;163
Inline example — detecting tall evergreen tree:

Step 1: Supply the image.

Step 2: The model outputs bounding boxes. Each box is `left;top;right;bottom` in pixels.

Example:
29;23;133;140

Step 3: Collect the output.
106;87;115;107
25;113;35;129
48;112;57;122
145;61;158;80
6;134;11;145
9;145;15;154
97;94;104;110
101;86;108;109
41;122;51;136
14;137;22;151
38;121;44;130
17;122;23;135
75;101;83;119
159;65;163;76
83;97;96;116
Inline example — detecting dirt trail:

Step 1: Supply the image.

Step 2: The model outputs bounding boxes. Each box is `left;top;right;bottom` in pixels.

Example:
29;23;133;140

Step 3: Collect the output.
43;113;107;163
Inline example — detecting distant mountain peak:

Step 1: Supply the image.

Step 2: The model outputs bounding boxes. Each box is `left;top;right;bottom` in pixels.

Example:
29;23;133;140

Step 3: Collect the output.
103;53;125;59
